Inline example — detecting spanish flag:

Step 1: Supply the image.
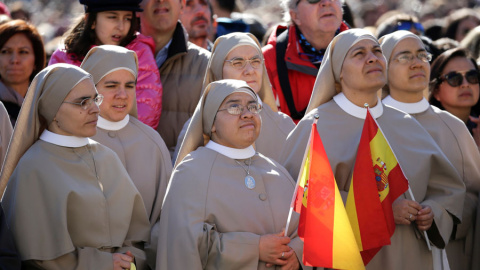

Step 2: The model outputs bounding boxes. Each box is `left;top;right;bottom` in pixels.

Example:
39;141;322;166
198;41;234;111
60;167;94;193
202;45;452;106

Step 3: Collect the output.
293;120;364;269
345;109;409;265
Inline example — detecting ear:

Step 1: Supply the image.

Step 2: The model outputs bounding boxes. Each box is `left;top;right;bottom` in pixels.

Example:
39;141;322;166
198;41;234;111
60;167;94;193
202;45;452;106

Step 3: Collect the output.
86;14;96;30
211;122;216;134
290;9;301;26
433;90;441;102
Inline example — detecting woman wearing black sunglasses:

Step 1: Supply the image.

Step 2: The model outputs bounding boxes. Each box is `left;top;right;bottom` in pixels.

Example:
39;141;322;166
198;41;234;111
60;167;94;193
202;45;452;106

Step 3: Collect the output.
429;47;480;149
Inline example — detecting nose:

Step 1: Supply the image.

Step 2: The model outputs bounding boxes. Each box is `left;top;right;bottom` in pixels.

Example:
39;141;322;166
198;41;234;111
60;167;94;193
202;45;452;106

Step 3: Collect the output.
194;4;205;15
366;52;379;64
240;106;254;118
116;86;128;98
460;75;470;87
243;61;255;74
321;0;333;6
9;52;19;64
117;20;125;31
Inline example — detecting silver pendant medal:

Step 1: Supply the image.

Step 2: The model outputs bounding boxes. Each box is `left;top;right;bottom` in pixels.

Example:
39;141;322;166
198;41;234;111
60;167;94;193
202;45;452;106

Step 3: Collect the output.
245;175;255;189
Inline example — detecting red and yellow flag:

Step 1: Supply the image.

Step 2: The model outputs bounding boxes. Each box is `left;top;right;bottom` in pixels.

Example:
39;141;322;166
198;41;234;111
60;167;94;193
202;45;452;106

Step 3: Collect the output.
294;120;364;269
345;109;409;265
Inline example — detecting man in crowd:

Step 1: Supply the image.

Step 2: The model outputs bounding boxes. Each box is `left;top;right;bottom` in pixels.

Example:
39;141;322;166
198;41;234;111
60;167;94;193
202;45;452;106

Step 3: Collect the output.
262;0;349;122
140;0;210;155
180;0;215;51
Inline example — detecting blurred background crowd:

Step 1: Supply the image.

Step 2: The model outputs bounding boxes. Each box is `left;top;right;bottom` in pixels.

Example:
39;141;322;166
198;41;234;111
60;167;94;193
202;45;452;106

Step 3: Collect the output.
2;0;480;60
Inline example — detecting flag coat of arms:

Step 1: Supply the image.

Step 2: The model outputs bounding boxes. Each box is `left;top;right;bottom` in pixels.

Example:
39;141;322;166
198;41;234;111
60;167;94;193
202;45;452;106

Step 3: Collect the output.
293;120;364;269
345;109;409;265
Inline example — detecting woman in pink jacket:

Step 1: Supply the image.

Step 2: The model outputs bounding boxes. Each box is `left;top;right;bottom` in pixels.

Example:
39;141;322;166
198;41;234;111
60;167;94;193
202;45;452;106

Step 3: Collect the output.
49;0;162;129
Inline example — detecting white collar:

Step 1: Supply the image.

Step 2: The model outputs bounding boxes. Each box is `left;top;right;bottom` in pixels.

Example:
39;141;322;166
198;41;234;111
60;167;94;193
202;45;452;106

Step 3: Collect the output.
205;140;256;159
97;115;129;131
333;92;383;119
39;130;90;147
382;95;430;114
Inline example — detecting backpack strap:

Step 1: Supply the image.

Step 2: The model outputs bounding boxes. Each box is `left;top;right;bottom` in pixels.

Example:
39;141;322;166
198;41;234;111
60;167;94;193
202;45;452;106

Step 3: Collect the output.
275;28;306;120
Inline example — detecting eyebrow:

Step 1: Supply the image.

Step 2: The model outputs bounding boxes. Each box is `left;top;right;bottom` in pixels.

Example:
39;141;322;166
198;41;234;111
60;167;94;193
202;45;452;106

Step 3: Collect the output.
394;48;427;56
73;95;94;102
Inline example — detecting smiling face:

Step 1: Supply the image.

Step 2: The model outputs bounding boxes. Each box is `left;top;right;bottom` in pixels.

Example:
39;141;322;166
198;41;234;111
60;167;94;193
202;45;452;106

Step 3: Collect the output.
49;78;100;137
290;0;343;38
0;33;35;90
387;37;430;98
211;92;261;149
340;39;387;95
222;45;263;93
434;56;480;112
140;0;183;36
93;11;133;45
96;69;136;122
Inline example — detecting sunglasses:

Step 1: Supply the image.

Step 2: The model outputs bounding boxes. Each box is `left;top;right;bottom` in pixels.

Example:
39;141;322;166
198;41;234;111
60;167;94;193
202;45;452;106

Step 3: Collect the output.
438;70;480;87
395;21;425;35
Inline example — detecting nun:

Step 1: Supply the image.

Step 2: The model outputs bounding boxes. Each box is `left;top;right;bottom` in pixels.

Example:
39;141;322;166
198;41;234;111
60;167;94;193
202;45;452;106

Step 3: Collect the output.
0;64;150;269
80;45;172;268
280;29;465;270
158;79;305;270
380;30;480;270
173;32;294;164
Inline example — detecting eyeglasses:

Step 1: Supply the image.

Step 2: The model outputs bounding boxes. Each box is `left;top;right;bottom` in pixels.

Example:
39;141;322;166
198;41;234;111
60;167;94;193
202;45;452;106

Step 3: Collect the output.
438;70;480;87
395;21;425;35
63;94;104;110
224;57;263;70
394;52;432;64
217;103;263;115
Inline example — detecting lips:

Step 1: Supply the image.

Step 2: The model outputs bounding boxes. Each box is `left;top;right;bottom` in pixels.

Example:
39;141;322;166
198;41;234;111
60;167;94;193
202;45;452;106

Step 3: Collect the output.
410;73;425;79
192;17;207;26
240;121;255;129
154;6;169;14
367;68;382;74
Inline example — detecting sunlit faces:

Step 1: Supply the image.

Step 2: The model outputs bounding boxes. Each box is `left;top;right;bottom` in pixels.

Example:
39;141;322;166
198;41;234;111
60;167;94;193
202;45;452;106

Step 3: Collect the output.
0;33;35;89
49;78;100;137
92;11;133;45
291;0;342;37
96;69;136;122
222;45;263;93
211;92;261;149
180;0;212;39
434;57;480;111
340;39;387;94
387;38;430;95
140;0;183;35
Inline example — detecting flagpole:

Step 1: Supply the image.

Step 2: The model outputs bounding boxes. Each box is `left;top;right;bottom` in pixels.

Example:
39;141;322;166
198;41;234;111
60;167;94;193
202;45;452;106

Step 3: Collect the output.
284;115;319;237
367;108;432;251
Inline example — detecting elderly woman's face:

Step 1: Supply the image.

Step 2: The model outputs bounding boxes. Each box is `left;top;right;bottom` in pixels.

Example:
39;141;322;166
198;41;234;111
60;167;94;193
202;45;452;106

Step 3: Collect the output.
211;92;261;149
96;69;136;122
49;78;100;137
340;39;386;93
388;37;430;94
0;33;35;90
222;45;263;93
434;56;480;111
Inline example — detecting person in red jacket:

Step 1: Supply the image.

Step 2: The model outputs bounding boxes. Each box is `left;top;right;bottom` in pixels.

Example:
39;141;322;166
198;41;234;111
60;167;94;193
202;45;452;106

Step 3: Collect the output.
262;0;349;122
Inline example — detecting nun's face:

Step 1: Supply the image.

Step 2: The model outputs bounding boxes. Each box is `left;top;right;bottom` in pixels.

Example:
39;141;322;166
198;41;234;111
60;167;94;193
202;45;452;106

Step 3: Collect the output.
49;78;100;137
222;45;263;93
96;69;136;122
387;37;430;96
211;92;261;149
340;39;386;94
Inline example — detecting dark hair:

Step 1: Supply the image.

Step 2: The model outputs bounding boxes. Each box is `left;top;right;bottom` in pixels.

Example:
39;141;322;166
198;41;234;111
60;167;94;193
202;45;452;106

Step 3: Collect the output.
216;0;236;13
64;11;139;59
444;8;480;41
375;13;422;39
0;20;46;81
429;47;480;115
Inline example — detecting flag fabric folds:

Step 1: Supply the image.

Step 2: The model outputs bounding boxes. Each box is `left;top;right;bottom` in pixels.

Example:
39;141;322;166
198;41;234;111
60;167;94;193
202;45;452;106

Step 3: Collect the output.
345;109;409;265
293;120;364;269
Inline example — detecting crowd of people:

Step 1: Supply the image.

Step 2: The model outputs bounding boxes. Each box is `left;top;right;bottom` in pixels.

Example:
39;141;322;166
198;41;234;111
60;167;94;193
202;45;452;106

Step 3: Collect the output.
0;0;479;269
